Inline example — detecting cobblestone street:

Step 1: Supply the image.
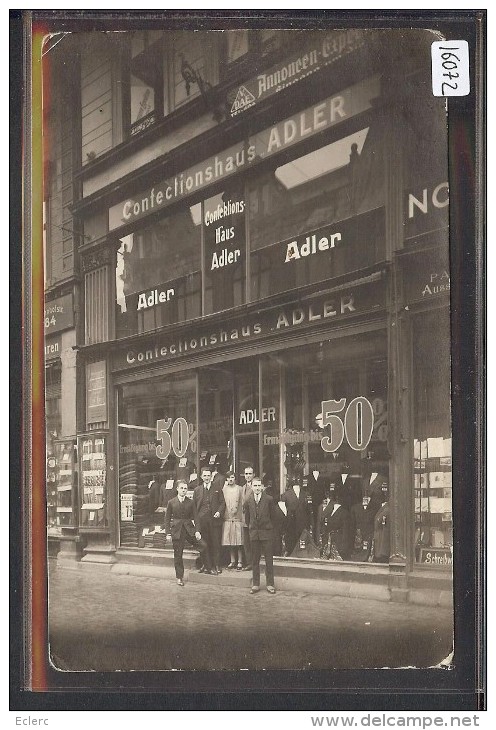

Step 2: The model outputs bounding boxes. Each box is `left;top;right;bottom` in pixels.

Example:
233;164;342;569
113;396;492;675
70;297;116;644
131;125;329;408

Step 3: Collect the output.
48;563;453;672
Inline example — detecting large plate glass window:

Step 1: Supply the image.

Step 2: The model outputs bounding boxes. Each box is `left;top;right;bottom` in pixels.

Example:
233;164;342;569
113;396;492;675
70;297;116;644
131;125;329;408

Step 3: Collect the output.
413;310;452;567
117;374;198;549
115;203;202;338
248;124;384;302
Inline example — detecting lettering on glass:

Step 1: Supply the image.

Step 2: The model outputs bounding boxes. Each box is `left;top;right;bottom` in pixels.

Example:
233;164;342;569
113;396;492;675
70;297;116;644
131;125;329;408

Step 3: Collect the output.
320;397;375;452
156;417;192;460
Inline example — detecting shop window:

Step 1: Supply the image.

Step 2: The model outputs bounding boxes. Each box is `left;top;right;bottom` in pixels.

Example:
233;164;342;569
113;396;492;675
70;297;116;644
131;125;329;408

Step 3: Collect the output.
248;126;385;301
271;336;388;562
117;374;197;548
115;203;201;338
198;367;234;476
45;365;62;457
413;310;452;567
203;187;246;315
234;358;260;475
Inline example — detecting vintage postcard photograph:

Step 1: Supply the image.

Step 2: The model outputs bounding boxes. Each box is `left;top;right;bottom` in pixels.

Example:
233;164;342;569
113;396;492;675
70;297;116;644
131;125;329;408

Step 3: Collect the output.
19;11;483;696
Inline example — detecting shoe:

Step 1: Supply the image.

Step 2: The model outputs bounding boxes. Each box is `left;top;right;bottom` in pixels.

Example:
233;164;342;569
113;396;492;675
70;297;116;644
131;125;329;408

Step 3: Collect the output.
177;579;184;587
216;566;223;574
236;563;243;571
227;562;236;570
197;566;205;573
243;565;252;571
250;586;260;594
207;569;218;576
266;586;276;594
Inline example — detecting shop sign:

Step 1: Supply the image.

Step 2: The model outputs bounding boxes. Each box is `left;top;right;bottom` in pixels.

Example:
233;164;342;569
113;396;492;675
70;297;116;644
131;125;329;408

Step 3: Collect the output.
419;547;452;566
204;194;246;274
403;247;450;304
279;207;384;270
86;361;107;425
404;180;449;243
113;278;384;372
45;334;62;361
109;76;380;232
137;286;175;311
44;294;74;335
229;29;368;116
239;407;276;425
120;494;134;522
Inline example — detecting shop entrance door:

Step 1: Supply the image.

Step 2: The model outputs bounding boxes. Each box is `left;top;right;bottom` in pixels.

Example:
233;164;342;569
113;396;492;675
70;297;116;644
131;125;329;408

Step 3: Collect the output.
198;366;234;476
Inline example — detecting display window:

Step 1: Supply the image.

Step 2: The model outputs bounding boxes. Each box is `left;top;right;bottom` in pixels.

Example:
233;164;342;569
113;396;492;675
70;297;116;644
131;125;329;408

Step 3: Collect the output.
116;332;390;563
413;309;452;567
79;433;108;528
117;374;197;548
47;439;77;535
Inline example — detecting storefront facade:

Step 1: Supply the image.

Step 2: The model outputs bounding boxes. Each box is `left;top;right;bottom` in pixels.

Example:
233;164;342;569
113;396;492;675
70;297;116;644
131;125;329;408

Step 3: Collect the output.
47;28;452;599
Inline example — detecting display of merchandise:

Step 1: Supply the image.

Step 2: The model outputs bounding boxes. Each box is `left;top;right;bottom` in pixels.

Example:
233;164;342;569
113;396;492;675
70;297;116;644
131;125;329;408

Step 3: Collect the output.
80;435;107;527
48;440;77;531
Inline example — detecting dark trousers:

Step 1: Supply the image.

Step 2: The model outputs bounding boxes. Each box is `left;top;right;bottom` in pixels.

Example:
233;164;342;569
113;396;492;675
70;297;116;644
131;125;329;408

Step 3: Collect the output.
251;537;274;587
197;516;222;569
172;530;207;579
243;526;252;565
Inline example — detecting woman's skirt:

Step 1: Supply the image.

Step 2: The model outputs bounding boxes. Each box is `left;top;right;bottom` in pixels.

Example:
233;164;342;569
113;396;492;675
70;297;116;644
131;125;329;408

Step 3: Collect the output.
222;519;244;546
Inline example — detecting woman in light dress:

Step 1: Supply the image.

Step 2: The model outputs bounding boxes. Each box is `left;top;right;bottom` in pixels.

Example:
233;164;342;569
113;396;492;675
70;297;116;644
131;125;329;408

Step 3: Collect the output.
222;470;244;569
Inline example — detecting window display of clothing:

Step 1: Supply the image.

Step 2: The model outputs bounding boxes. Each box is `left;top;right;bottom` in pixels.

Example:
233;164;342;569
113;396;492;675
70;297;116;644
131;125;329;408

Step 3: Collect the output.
373;502;390;562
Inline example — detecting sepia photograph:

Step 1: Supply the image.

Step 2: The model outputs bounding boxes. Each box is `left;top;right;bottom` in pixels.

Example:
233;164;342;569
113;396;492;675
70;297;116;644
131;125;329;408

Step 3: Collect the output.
28;12;471;684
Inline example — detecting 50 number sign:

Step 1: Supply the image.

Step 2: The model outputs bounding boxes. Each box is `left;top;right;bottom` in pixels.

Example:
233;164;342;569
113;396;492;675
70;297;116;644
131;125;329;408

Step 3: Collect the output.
320;397;375;452
156;417;190;460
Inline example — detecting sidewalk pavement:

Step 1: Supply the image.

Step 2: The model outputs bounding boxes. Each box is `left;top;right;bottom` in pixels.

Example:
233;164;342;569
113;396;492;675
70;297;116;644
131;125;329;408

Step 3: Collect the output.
48;561;453;672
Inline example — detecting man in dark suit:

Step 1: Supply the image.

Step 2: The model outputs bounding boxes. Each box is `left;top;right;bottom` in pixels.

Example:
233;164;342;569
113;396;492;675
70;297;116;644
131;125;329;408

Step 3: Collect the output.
192;466;226;575
244;477;276;594
281;479;312;555
165;480;207;586
241;465;254;570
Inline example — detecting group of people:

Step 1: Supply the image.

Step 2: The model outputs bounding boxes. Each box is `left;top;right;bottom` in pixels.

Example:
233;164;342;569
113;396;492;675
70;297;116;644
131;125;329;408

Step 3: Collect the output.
164;465;391;591
164;465;278;593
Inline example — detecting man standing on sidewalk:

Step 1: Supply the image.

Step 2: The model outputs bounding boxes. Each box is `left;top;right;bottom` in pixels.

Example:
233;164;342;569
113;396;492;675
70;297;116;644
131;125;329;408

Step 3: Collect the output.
241;465;254;570
193;466;226;575
244;476;276;594
165;480;207;586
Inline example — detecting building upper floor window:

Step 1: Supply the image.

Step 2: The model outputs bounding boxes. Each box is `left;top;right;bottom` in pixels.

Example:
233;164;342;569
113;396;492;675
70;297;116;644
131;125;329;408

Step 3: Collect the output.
127;31;164;136
123;31;219;139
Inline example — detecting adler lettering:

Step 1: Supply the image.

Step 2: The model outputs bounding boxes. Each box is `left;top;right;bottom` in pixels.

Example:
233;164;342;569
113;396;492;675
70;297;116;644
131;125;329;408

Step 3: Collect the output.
137;287;175;311
285;232;342;263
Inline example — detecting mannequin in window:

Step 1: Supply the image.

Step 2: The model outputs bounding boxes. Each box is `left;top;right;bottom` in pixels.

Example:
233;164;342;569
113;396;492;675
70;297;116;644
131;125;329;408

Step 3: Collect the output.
350;495;374;561
371;487;390;563
368;473;390;519
262;481;286;557
281;478;311;555
305;469;328;538
317;487;351;561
